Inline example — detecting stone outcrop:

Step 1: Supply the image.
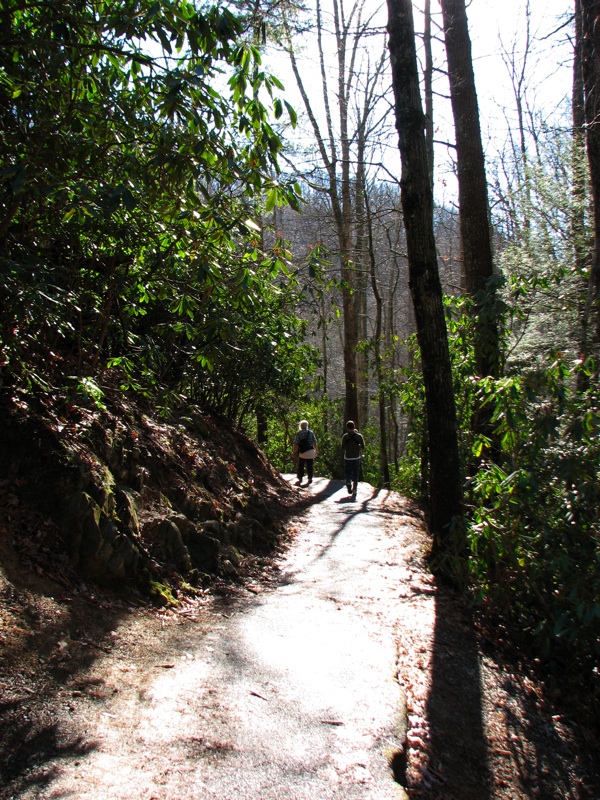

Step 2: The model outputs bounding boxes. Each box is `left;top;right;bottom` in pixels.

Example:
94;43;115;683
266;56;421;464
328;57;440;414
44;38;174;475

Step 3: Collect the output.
0;394;294;597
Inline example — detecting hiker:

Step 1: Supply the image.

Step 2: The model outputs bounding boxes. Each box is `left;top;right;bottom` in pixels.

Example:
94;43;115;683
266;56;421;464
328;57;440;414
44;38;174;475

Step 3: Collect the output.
341;420;365;496
292;420;318;485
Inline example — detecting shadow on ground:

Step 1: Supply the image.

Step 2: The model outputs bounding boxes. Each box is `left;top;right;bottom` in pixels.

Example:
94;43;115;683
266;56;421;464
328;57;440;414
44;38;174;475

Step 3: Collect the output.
408;584;600;799
417;588;491;799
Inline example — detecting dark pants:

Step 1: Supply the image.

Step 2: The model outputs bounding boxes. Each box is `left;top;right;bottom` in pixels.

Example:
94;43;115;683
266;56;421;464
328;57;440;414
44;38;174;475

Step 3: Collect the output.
344;458;360;490
297;457;314;482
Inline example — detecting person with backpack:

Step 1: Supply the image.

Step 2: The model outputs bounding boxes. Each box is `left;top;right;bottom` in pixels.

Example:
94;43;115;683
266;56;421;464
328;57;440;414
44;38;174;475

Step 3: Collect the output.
341;420;365;496
292;420;318;486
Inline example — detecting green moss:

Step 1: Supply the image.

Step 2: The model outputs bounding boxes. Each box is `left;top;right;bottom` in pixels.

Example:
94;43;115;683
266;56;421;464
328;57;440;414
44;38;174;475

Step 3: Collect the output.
179;572;213;593
148;580;179;608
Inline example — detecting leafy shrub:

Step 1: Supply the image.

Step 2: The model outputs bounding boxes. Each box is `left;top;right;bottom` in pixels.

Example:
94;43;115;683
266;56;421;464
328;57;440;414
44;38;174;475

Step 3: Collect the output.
469;358;600;676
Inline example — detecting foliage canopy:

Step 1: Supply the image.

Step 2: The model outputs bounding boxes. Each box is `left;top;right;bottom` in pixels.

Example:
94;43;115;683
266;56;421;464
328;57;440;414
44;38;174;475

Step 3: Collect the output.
0;0;303;422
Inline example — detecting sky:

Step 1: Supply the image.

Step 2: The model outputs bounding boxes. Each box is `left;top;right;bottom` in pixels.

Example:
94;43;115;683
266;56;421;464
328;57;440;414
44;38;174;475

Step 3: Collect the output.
463;1;572;139
433;0;573;202
265;0;574;203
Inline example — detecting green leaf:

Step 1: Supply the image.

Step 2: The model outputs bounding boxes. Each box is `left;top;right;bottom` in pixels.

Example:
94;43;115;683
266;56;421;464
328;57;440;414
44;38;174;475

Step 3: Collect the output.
284;100;298;127
265;188;277;212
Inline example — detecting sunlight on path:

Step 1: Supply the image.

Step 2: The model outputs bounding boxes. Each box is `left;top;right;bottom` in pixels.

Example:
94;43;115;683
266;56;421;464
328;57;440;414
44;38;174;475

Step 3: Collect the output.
32;478;409;800
181;478;407;798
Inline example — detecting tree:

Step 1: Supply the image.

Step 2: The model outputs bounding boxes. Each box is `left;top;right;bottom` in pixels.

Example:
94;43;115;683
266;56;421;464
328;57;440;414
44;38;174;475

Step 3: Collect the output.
440;0;500;387
365;194;391;488
573;2;588;316
578;0;600;368
423;0;435;188
283;0;387;427
0;0;300;412
386;0;464;570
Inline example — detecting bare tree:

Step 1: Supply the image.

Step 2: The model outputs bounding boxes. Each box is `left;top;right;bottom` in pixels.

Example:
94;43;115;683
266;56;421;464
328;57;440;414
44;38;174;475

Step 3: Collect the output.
572;0;593;390
283;0;386;426
386;0;464;571
365;192;391;488
423;0;435;188
354;46;390;426
500;0;534;236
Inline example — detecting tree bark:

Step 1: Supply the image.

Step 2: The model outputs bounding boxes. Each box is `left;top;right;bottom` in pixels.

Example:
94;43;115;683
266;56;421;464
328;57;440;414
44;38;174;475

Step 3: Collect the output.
579;0;600;363
366;194;391;488
423;0;435;189
386;0;463;554
573;0;593;390
440;0;500;382
355;128;370;427
284;1;362;425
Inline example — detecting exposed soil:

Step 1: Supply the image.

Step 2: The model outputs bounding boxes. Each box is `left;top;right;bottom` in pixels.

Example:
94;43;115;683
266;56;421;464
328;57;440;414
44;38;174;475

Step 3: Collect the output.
2;475;600;799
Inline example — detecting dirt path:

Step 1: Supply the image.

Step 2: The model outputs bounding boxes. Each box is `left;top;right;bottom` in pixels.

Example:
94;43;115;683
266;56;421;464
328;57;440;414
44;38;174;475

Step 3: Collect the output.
2;478;599;799
3;478;411;799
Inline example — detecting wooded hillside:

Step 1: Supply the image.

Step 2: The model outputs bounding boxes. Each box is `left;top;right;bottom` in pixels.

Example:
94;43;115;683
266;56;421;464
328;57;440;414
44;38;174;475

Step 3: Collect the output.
0;0;598;728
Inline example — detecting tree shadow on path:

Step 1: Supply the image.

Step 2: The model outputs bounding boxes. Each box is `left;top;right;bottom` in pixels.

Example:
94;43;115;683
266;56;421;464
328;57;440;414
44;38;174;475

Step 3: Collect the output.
286;475;491;797
412;586;491;800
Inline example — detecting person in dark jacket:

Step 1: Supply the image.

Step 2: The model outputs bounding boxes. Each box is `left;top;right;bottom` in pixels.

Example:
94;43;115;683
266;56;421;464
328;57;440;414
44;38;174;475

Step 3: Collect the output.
292;420;318;486
341;420;365;496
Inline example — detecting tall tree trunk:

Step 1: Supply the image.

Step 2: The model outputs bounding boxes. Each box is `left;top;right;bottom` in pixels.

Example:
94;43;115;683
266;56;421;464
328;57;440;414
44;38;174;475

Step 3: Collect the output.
320;291;329;398
333;0;360;424
573;0;586;265
579;0;600;366
354;47;388;430
440;0;500;383
386;0;464;567
355;138;370;428
366;194;391;488
386;258;401;468
573;0;592;390
284;1;363;425
423;0;434;189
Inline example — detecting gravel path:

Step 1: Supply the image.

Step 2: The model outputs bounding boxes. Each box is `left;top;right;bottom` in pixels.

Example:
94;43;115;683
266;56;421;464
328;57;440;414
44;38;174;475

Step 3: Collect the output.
16;478;409;800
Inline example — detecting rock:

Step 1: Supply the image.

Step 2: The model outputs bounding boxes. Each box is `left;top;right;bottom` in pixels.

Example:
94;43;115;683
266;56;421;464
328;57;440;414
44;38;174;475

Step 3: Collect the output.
167;513;195;539
183;528;221;575
222;545;242;568
143;518;192;573
221;559;237;577
203;520;222;537
105;533;140;579
62;491;103;567
62;492;142;581
116;487;141;536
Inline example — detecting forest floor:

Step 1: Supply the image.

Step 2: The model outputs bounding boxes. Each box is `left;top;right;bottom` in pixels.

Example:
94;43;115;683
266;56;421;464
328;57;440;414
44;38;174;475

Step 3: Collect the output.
1;475;600;799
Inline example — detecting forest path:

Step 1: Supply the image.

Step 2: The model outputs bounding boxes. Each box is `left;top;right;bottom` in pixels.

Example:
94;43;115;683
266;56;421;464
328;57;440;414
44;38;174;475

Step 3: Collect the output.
3;477;598;800
13;478;413;800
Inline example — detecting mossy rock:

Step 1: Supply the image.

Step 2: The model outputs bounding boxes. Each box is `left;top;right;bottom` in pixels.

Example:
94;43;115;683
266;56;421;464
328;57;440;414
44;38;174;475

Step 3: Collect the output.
148;580;179;608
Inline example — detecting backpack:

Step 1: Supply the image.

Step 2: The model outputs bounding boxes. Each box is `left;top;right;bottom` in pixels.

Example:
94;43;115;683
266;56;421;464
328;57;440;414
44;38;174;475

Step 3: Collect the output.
298;434;313;453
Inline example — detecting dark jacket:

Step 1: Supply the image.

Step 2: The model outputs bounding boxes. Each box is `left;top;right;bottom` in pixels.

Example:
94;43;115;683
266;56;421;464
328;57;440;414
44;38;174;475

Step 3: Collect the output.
342;430;365;459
